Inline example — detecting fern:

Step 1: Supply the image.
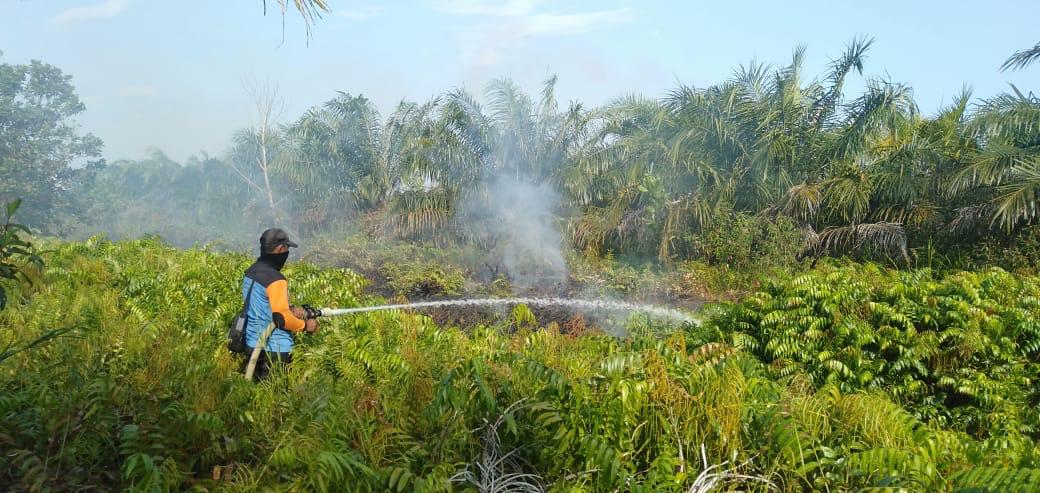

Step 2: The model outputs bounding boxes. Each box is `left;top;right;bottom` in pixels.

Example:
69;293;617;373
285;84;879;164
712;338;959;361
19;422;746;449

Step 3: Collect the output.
4;239;1040;491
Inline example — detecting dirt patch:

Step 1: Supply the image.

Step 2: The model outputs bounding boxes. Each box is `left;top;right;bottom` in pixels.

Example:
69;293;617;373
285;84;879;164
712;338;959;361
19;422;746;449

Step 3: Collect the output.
391;296;703;334
306;244;706;331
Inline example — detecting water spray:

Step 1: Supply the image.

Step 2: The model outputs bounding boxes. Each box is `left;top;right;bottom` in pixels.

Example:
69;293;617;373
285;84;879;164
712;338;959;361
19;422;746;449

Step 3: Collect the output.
246;297;698;380
304;297;699;324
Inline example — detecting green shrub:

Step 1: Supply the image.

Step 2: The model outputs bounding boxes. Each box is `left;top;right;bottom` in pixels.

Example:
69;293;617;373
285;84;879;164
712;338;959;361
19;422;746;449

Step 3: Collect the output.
381;261;465;297
689;212;802;269
702;263;1040;438
3;238;1038;491
0;199;43;310
566;250;666;298
947;225;1040;275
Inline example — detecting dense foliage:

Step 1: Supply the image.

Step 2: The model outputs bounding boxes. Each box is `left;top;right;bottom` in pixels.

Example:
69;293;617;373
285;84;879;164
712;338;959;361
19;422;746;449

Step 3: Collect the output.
3;41;1038;272
0;52;104;230
0;199;67;367
704;264;1040;439
2;239;1040;491
0;199;40;309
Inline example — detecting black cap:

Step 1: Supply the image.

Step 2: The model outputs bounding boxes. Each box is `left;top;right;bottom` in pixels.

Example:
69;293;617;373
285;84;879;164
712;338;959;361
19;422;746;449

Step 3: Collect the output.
259;228;298;253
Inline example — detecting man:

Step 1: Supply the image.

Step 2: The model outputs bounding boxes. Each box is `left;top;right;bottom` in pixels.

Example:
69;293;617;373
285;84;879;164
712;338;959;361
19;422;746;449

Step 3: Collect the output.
241;228;318;381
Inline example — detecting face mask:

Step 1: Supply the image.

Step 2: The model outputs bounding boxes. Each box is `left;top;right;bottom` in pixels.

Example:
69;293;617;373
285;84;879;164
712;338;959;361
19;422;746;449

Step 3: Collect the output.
261;251;290;270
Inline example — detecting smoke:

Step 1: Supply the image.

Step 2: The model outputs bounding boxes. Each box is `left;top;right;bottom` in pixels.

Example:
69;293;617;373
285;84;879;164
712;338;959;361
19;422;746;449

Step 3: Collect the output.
459;174;568;289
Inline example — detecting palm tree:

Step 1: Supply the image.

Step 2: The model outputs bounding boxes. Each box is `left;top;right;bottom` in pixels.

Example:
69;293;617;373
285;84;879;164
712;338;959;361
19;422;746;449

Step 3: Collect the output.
275;93;451;236
566;38;917;262
950;88;1040;232
276;93;382;230
564;94;672;256
867;89;973;232
382;76;590;246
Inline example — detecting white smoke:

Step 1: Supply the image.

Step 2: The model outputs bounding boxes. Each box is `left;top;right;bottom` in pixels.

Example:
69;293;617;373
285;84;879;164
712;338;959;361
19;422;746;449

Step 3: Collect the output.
460;175;568;289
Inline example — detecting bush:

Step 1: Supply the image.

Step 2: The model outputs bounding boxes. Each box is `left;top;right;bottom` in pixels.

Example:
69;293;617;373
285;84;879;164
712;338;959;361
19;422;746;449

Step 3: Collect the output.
1;238;1038;491
0;200;43;310
566;250;666;299
702;263;1040;438
381;261;465;297
946;225;1040;275
689;212;802;269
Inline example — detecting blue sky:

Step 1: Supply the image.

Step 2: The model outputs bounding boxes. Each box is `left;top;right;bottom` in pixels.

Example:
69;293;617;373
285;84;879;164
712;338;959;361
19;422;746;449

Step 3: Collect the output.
2;0;1038;162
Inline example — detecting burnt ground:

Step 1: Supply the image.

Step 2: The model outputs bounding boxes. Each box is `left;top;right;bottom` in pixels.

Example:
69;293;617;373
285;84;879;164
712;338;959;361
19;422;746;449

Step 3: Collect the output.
365;278;705;334
420;300;704;335
309;250;706;333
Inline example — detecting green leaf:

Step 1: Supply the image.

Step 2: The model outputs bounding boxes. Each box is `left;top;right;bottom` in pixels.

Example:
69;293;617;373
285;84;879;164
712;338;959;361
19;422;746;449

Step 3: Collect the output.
6;199;21;219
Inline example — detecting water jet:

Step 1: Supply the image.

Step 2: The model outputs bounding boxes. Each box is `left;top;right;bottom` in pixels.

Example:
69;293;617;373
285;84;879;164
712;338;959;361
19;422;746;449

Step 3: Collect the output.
310;297;700;324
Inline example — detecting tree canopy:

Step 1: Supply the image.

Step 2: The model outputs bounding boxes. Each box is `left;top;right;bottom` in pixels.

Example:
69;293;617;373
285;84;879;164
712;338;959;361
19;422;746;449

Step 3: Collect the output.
0;52;103;229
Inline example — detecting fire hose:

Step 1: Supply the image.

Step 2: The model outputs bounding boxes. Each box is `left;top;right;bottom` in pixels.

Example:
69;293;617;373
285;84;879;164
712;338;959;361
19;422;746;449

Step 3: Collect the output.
243;305;322;381
245;299;697;380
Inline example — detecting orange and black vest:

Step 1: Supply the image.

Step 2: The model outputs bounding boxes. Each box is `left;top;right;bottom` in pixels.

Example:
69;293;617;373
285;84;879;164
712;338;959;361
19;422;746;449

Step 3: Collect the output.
241;257;306;352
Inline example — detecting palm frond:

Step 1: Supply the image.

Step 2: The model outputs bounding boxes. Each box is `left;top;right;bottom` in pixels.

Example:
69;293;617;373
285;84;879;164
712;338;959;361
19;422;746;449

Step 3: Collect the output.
950;204;996;234
1001;42;1040;71
822;167;873;223
990;156;1040;231
263;0;329;40
835;81;915;160
803;221;909;261
778;181;822;223
807;36;873;129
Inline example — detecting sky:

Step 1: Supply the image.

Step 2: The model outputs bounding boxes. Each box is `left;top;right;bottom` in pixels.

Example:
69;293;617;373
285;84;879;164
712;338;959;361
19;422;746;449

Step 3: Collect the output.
2;0;1039;163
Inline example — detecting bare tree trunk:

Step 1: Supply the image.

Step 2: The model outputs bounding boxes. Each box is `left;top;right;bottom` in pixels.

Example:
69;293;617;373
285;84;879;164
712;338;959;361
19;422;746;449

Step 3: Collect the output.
229;81;296;235
251;83;283;226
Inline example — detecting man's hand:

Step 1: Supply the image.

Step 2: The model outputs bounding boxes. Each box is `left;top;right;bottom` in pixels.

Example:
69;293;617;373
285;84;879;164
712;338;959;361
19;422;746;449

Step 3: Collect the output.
291;305;306;319
305;318;319;334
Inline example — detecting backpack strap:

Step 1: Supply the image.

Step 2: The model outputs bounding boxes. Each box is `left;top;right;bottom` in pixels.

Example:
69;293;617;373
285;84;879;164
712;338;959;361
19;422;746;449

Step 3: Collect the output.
242;278;257;313
241;278;257;329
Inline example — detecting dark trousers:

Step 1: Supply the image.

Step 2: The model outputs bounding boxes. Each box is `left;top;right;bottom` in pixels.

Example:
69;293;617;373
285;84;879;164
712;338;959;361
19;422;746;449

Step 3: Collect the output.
240;349;292;381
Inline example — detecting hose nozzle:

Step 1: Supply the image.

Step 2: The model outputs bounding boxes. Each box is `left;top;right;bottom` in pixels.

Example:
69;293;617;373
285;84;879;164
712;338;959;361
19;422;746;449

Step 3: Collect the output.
301;304;323;319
